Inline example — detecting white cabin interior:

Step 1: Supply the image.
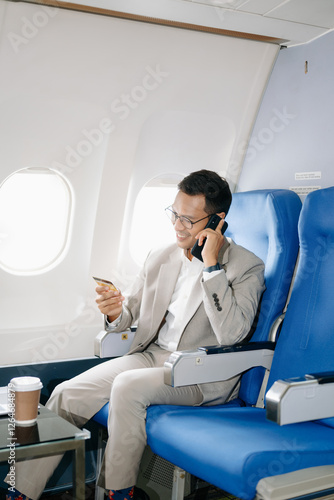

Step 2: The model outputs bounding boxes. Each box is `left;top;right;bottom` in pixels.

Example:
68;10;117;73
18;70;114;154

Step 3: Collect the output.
0;0;333;366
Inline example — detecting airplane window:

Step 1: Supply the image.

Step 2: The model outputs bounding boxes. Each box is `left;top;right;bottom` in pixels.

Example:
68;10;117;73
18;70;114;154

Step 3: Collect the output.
129;176;181;266
0;167;72;274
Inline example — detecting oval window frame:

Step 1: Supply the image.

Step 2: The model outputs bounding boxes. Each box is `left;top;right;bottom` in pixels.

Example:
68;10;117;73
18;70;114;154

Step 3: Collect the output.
0;167;73;275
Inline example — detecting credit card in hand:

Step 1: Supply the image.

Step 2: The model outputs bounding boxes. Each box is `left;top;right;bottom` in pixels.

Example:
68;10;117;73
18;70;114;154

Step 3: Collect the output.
93;276;118;291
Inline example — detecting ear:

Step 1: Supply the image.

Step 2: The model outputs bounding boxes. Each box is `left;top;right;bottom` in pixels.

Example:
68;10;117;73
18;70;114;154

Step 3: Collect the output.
217;212;226;220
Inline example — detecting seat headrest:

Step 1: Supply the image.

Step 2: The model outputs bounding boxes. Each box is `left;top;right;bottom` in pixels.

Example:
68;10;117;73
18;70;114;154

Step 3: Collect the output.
226;189;301;268
298;186;334;246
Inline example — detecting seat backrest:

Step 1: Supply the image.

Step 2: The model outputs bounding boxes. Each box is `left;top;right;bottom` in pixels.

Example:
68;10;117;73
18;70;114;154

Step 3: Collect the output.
225;189;301;405
266;186;334;394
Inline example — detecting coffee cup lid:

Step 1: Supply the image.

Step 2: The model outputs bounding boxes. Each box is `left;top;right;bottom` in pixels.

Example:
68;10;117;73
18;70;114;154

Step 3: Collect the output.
9;377;43;392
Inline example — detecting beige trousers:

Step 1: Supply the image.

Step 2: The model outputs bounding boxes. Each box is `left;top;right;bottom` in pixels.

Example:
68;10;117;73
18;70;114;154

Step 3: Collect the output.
8;344;203;499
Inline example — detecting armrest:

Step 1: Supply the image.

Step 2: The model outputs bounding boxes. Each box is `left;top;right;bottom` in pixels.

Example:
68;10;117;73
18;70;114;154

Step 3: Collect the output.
266;371;334;425
257;465;334;500
164;341;275;387
94;327;136;358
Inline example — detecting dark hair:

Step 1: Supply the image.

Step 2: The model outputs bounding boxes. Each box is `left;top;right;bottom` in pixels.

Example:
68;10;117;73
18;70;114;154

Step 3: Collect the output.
178;170;232;215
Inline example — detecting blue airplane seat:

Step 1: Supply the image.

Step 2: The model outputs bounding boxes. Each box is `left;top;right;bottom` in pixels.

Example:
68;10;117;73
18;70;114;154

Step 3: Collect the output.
92;402;109;426
92;189;301;498
224;189;301;405
146;186;334;500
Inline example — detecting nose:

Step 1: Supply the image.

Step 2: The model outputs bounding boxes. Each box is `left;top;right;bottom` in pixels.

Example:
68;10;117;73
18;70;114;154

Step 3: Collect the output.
174;216;185;231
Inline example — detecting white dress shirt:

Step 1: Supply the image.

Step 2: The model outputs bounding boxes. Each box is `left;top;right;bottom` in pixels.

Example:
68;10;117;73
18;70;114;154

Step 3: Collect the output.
156;251;221;352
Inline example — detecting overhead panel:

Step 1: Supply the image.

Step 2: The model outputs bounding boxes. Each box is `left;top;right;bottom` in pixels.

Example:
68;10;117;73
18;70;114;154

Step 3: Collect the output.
267;0;334;29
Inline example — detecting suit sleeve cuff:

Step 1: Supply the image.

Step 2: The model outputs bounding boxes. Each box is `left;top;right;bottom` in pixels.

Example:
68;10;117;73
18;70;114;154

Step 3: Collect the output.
104;313;122;331
202;269;223;281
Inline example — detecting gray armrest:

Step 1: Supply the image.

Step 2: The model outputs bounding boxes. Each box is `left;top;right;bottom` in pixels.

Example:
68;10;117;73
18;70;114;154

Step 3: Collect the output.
257;465;334;500
94;328;136;358
164;341;275;387
266;371;334;425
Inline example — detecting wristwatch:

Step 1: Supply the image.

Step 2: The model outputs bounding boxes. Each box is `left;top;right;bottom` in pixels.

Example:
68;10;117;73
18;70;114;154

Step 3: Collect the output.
203;263;221;273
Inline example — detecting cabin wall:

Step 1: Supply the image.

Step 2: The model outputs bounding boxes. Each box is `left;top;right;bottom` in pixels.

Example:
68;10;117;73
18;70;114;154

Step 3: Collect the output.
0;2;278;365
239;30;334;196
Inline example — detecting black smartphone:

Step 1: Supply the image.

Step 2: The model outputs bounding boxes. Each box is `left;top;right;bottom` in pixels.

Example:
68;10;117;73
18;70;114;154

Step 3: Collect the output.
191;214;228;262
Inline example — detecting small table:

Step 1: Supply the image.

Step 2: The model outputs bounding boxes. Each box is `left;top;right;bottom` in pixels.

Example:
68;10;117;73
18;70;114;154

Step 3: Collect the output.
0;405;90;500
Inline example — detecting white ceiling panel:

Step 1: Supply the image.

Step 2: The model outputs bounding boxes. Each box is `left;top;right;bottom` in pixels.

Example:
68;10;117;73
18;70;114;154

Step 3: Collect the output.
234;0;287;15
267;0;334;29
176;0;334;44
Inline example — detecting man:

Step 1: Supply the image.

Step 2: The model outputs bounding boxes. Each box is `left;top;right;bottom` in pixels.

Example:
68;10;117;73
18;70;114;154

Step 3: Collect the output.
7;170;265;500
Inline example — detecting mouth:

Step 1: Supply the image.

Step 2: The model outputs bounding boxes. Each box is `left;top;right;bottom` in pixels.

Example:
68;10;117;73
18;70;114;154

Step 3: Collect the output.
176;232;190;242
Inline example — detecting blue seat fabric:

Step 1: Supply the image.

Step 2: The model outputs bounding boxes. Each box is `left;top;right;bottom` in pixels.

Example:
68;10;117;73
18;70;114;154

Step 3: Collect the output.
93;402;109;426
265;188;334;392
146;187;334;500
225;189;301;405
147;406;334;500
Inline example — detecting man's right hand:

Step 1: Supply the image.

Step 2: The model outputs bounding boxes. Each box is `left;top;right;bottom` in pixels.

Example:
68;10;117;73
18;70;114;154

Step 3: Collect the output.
95;286;125;323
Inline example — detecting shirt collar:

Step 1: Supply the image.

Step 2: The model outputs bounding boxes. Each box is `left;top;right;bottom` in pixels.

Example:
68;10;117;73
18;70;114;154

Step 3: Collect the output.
181;250;204;273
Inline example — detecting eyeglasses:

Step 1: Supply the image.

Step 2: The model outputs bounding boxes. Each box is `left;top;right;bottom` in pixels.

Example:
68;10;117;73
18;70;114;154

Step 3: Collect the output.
165;206;211;230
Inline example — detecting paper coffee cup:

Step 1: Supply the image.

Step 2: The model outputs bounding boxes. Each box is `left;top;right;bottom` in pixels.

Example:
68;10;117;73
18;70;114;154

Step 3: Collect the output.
9;377;43;426
14;422;39;444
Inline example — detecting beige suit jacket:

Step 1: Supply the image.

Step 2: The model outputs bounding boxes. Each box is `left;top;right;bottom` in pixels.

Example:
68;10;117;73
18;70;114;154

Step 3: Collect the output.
112;238;265;404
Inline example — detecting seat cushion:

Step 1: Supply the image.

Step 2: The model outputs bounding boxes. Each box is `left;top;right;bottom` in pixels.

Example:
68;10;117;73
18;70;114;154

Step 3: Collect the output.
146;405;334;500
92;402;109;426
